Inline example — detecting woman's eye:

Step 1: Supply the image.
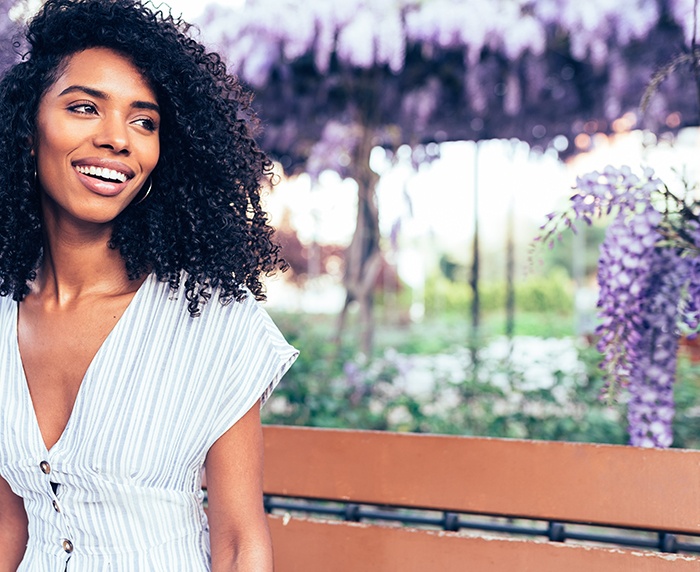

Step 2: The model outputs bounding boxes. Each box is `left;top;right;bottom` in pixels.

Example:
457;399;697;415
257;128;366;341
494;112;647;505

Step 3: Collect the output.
134;118;158;132
67;103;97;115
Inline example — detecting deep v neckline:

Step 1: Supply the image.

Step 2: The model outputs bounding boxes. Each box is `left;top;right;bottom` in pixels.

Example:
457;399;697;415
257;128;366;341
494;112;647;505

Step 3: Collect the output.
13;273;153;454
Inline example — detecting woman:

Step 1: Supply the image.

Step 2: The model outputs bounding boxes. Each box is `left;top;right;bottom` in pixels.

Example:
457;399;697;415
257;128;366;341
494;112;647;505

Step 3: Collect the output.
0;0;297;570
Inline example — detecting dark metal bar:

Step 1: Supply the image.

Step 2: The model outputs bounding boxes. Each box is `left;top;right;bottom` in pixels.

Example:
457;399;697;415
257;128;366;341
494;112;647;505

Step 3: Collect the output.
548;522;566;542
344;503;361;522
443;512;460;532
659;532;678;553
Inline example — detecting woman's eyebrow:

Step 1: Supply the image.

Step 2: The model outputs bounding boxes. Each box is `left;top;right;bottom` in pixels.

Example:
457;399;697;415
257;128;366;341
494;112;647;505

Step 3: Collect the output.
57;84;160;113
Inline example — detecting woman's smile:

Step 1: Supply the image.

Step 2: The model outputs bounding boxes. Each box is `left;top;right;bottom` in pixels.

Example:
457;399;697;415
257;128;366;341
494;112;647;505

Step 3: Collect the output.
33;47;160;226
73;158;135;196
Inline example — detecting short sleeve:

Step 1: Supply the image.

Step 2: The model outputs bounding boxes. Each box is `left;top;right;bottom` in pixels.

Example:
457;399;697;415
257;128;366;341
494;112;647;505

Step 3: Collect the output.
205;297;298;448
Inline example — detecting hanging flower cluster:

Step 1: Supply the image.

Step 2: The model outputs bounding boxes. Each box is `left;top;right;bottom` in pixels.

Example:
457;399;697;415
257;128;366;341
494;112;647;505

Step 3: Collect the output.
538;165;700;447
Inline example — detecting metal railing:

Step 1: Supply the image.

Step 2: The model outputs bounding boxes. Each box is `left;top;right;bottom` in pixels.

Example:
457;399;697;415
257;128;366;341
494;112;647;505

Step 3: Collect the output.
263;495;700;556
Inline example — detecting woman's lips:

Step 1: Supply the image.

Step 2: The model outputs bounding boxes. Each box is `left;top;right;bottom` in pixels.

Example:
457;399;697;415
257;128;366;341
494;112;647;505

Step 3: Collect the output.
73;166;130;197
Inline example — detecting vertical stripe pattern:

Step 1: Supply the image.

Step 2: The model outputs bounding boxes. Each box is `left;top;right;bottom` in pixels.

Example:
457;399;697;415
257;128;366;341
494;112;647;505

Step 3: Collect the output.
0;273;298;571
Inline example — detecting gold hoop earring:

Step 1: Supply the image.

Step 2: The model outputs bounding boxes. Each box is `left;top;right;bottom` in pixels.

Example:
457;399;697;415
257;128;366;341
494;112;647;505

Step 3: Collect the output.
133;178;153;205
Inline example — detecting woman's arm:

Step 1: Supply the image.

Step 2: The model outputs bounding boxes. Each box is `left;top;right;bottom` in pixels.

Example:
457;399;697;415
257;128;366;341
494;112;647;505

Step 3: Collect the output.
205;400;273;572
0;475;28;571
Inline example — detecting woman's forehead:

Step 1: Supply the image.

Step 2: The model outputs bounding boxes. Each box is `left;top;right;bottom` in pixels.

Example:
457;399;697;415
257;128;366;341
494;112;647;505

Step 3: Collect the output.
47;48;158;104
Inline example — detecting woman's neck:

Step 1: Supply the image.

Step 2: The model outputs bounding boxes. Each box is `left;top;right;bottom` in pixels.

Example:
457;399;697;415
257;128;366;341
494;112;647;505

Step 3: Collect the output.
36;223;135;305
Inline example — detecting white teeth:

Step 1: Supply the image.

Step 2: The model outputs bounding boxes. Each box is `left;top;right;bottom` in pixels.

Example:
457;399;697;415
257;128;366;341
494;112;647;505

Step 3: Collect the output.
76;165;127;183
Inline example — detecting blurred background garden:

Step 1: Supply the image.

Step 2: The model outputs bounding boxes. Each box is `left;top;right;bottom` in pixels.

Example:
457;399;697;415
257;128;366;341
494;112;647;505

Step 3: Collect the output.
4;0;700;447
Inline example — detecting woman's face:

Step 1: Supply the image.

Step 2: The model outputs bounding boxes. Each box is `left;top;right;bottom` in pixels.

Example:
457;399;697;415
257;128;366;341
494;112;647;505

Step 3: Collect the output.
33;47;160;227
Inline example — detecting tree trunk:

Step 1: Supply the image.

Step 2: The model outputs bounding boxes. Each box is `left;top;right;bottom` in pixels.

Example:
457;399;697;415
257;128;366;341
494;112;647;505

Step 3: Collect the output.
335;125;381;355
469;143;481;369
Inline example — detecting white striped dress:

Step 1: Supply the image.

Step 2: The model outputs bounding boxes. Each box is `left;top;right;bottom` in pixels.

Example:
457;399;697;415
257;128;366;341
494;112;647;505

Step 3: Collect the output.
0;273;298;571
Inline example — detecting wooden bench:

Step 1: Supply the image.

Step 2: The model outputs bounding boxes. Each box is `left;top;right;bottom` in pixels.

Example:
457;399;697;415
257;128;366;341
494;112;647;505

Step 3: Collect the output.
262;425;700;571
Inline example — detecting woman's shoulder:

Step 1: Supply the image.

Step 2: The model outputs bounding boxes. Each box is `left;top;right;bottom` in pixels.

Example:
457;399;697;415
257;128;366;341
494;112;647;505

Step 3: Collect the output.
0;293;16;321
140;271;294;368
142;271;275;334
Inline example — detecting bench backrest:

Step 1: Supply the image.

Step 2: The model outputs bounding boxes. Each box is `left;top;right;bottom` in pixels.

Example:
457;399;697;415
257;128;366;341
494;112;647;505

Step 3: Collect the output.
262;425;700;571
263;425;700;534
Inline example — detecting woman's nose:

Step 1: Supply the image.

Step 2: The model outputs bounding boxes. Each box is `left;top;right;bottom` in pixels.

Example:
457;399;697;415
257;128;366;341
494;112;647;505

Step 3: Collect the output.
93;115;130;154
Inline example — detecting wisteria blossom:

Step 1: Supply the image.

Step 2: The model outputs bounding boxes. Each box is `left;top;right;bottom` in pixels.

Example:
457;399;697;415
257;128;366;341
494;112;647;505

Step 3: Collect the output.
539;166;700;447
198;0;676;84
191;0;700;173
197;0;684;106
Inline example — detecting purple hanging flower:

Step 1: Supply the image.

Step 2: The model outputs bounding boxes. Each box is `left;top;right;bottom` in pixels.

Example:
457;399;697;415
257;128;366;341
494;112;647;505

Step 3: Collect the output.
538;165;700;448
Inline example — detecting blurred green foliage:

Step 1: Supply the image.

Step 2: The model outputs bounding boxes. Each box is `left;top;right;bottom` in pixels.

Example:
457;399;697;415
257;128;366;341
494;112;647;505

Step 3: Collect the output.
264;312;700;449
539;222;608;277
424;268;574;316
672;355;700;449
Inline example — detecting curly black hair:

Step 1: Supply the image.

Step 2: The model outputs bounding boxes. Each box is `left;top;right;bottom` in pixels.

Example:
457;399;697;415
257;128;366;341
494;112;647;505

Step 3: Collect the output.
0;0;285;315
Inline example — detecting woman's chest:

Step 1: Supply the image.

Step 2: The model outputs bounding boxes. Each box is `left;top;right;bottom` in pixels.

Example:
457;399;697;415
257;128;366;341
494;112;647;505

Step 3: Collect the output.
0;315;221;487
1;355;216;497
16;292;140;451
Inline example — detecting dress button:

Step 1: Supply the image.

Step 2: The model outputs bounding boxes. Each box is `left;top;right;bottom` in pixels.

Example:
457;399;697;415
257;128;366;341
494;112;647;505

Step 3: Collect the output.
52;500;60;513
39;461;51;474
62;539;73;554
